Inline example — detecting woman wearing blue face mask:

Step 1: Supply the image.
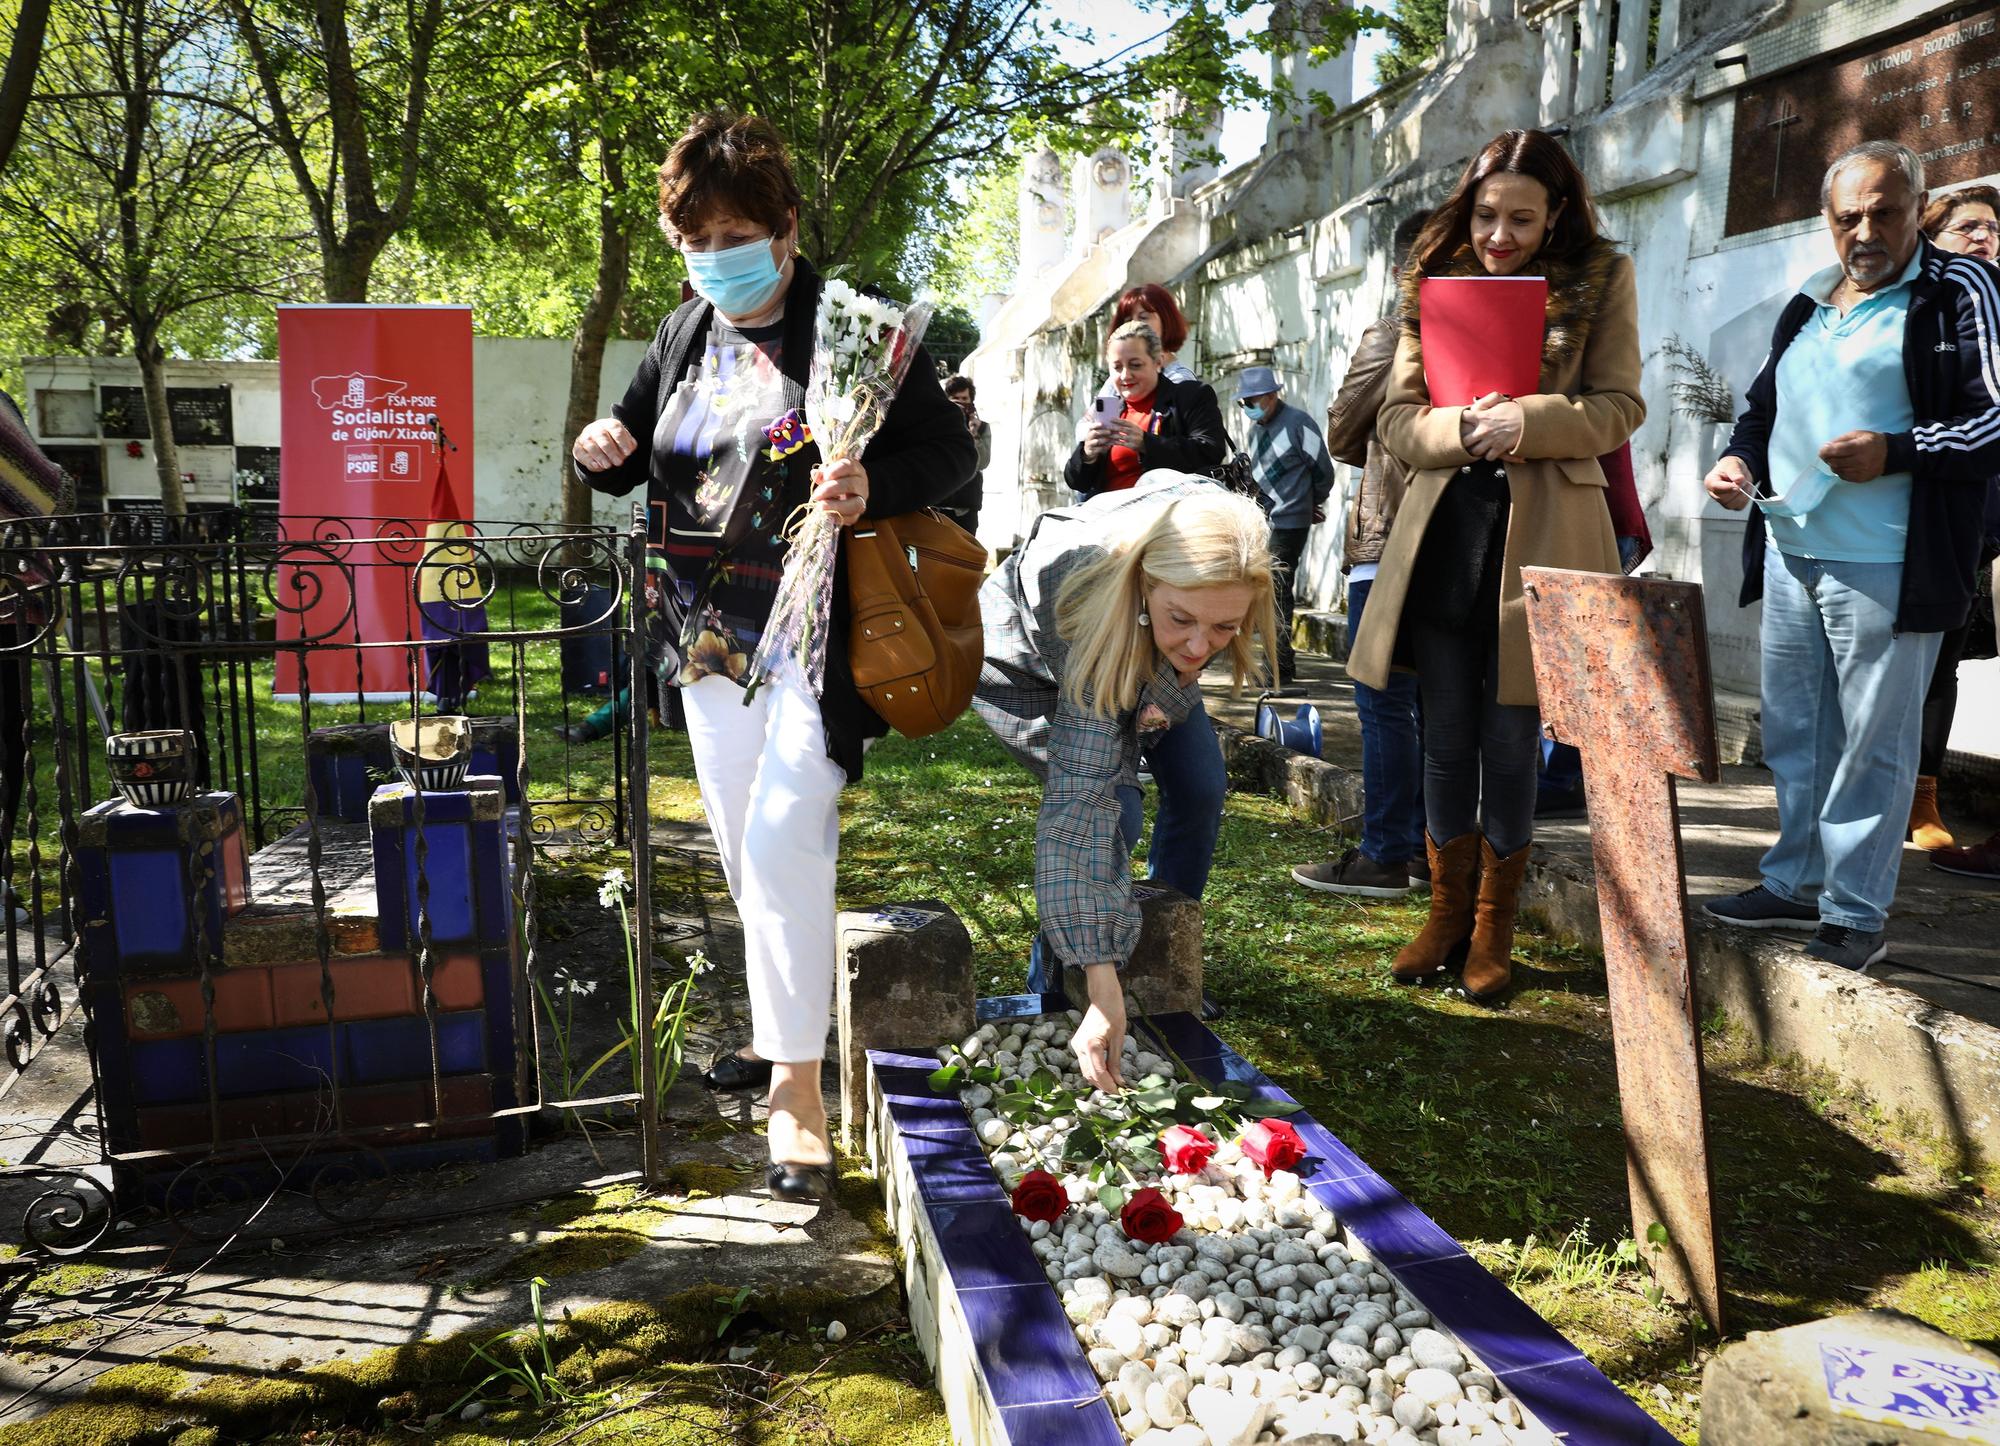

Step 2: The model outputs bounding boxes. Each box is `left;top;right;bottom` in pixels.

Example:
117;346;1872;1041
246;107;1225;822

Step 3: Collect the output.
572;112;977;1204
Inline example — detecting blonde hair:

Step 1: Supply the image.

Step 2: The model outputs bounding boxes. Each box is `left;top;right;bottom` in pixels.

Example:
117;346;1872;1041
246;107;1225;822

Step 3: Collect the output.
1055;489;1278;717
1107;320;1164;364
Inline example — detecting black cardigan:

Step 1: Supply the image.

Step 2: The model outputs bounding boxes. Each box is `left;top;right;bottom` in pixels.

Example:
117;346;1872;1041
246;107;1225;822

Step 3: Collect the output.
1726;238;2000;633
1063;376;1227;493
577;256;977;780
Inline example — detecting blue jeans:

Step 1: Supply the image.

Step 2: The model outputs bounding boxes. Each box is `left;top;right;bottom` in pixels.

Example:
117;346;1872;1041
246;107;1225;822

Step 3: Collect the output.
1348;579;1425;867
1027;701;1227;993
1759;548;1942;933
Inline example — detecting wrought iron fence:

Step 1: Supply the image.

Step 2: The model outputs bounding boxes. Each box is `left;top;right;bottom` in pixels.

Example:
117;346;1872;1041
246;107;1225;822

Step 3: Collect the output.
0;506;677;1253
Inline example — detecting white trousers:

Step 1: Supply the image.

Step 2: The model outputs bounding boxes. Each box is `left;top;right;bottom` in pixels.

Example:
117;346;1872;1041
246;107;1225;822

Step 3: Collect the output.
681;672;845;1063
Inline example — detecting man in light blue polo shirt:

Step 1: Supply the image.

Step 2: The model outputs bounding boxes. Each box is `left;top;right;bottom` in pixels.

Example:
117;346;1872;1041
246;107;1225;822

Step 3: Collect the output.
1701;141;2000;972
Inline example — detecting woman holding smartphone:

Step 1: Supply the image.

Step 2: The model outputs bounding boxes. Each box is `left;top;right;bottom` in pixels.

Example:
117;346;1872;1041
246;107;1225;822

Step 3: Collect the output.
1066;322;1227;495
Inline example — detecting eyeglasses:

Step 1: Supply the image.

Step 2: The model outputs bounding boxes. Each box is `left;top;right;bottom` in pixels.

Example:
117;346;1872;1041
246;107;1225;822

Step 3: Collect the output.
1946;220;2000;239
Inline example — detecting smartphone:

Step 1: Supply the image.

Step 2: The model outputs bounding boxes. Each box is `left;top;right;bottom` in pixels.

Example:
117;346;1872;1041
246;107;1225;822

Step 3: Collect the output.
1090;395;1121;424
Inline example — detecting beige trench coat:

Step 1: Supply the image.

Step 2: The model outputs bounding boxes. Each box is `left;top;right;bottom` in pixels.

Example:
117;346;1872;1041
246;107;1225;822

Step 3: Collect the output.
1346;249;1644;707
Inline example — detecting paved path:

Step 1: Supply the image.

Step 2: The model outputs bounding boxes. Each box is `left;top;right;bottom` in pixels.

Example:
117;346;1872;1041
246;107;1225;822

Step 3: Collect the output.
1203;652;2000;1030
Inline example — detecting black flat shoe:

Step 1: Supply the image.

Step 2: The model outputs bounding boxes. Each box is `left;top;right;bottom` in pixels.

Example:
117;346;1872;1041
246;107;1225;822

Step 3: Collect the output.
702;1050;773;1093
766;1161;834;1203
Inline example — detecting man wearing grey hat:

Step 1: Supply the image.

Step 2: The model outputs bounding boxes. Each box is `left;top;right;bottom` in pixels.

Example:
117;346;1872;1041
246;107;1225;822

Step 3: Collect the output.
1240;365;1334;690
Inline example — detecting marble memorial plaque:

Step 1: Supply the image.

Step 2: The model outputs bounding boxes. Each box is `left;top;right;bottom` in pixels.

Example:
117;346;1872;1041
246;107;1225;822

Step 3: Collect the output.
1727;10;2000;237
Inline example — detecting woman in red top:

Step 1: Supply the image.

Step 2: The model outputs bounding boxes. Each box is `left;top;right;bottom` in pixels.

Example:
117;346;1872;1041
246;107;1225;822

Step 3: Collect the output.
1066;321;1226;495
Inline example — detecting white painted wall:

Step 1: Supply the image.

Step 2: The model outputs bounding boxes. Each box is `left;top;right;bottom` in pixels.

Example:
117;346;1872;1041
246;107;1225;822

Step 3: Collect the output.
967;0;2000;760
19;338;652;527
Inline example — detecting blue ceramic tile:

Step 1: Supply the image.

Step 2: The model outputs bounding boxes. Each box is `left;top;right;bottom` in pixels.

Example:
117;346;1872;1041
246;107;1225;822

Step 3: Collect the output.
1287;1118;1376;1185
401;825;476;943
472;819;511;941
110;850;190;962
129;1036;204;1106
1136;1010;1223;1068
344;1011;487;1085
866;1048;944;1075
307;753;374;822
998;1397;1126;1446
926;1198;1045;1292
1498;1357;1677;1444
904;1132;1007;1206
1304;1170;1466;1272
216;1026;337;1098
884;1090;975;1139
954;1281;1100;1407
1393;1255;1583;1378
477;952;520;1112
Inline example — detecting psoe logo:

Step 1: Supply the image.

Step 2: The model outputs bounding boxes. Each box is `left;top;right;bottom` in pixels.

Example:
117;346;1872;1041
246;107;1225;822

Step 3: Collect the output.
312;374;408;410
344;445;382;480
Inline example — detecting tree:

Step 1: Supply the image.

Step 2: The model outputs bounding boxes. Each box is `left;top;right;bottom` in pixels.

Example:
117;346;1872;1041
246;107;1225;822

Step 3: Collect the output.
685;0;1321;278
227;0;445;301
0;0;52;177
1374;0;1447;86
0;0;306;513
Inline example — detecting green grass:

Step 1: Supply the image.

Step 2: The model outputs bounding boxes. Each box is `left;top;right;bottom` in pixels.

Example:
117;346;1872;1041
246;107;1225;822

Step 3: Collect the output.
819;713;2000;1444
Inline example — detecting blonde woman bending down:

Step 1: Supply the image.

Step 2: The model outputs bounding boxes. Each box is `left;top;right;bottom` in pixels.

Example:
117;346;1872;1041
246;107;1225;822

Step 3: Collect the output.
975;476;1277;1088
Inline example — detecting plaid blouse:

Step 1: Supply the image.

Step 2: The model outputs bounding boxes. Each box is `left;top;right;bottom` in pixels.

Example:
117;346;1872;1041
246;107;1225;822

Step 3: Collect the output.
973;475;1216;969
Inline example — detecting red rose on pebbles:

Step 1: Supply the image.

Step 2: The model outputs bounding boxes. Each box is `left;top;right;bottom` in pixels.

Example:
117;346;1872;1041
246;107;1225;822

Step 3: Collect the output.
1010;1169;1068;1224
1158;1124;1216;1175
1119;1187;1185;1245
1239;1117;1307;1176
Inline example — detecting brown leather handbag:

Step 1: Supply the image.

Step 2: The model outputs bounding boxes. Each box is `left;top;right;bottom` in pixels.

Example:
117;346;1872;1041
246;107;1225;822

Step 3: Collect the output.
847;509;986;737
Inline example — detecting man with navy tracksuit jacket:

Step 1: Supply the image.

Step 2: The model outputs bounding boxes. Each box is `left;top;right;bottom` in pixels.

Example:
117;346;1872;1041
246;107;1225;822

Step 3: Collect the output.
1701;140;1999;972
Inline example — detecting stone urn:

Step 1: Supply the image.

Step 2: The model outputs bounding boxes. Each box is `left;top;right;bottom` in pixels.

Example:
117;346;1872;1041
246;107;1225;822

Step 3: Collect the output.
105;729;197;808
389;715;471;792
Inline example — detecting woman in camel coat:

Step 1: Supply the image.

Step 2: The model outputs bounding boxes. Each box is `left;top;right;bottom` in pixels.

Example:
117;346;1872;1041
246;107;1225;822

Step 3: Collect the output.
1348;128;1641;1002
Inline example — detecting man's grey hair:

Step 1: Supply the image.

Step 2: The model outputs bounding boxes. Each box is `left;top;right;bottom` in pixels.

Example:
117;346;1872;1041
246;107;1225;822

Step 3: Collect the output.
1821;140;1926;209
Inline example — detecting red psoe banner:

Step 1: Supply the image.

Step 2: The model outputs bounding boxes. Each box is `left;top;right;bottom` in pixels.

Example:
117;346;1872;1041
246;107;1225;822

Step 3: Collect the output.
273;305;475;700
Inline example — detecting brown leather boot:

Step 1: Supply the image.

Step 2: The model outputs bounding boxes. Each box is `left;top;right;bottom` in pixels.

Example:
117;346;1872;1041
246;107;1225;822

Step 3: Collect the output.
1392;832;1481;983
1908;775;1954;852
1462;838;1530;1003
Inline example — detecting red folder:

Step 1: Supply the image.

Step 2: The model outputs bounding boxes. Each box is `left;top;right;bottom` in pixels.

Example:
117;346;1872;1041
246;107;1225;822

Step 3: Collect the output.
1418;276;1548;405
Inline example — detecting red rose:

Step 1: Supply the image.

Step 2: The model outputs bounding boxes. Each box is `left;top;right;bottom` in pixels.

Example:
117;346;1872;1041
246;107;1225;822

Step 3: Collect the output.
1010;1169;1067;1224
1158;1124;1216;1175
1119;1187;1185;1245
1239;1118;1306;1177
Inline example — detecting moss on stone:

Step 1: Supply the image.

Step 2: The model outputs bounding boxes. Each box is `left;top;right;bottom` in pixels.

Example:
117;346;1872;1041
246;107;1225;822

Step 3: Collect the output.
4;1317;95;1355
0;1362;188;1446
754;1343;949;1445
657;1161;748;1199
1885;1260;2000;1352
20;1261;114;1298
488;1184;680;1283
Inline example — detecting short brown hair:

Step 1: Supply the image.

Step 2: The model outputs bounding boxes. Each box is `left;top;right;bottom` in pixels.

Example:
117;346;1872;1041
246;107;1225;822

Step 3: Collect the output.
1923;184;2000;238
1411;130;1606;277
1113;284;1188;352
657;112;802;244
944;375;975;400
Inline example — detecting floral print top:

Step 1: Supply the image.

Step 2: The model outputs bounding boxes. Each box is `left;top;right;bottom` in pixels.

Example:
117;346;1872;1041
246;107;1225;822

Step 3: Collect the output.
652;315;799;687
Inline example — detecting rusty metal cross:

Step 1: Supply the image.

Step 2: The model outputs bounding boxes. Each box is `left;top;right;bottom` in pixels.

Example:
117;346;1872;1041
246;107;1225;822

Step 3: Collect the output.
1522;567;1725;1333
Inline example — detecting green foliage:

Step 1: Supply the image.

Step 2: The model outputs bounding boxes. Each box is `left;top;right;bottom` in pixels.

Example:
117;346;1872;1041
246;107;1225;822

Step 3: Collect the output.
1374;0;1448;86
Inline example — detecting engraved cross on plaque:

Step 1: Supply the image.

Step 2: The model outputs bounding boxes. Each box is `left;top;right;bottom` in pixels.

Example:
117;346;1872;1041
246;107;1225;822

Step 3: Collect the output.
1767;97;1803;199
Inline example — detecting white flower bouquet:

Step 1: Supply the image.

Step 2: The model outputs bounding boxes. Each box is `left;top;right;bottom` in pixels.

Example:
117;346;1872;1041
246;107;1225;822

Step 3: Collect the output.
742;278;934;701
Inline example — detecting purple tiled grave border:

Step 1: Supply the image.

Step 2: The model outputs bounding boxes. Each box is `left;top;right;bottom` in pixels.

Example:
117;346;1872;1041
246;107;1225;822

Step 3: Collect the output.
866;994;1676;1446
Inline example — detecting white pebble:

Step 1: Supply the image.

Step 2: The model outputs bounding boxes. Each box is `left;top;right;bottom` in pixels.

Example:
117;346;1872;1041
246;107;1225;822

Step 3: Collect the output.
825;1320;847;1342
